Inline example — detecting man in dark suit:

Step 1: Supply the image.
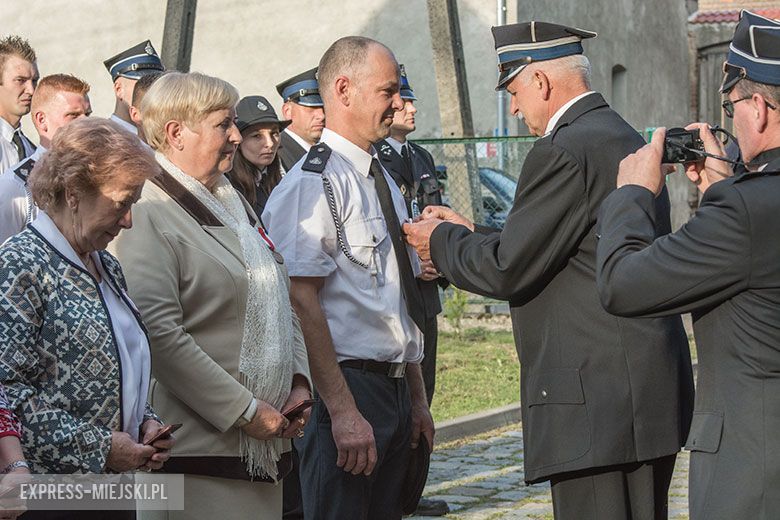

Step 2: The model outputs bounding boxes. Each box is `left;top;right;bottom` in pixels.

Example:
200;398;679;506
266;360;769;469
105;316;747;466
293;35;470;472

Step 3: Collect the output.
404;21;694;519
275;68;326;520
275;67;325;172
595;10;780;520
375;65;448;518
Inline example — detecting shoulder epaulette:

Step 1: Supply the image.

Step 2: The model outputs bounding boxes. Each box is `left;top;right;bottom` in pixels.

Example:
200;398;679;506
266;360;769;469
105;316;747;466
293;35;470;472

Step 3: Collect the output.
376;140;394;159
301;143;332;173
13;157;36;183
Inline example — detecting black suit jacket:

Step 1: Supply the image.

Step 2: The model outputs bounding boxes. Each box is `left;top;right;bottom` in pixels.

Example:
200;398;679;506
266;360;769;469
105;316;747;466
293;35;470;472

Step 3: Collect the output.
376;139;443;317
278;131;307;173
596;159;780;520
430;93;694;483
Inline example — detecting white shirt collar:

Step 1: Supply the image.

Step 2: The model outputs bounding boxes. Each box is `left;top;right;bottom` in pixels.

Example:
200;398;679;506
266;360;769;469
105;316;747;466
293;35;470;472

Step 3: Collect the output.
386;136;406;155
110;114;138;136
284;128;314;151
0;117;18;143
544;91;596;136
320;128;375;177
30;211;91;270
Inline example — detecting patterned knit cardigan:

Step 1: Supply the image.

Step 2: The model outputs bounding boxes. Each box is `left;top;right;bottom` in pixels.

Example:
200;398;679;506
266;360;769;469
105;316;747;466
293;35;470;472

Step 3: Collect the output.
0;227;159;473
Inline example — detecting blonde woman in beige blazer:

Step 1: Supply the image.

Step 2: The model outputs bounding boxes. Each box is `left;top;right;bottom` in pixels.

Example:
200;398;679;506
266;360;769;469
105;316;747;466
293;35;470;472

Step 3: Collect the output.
109;72;311;520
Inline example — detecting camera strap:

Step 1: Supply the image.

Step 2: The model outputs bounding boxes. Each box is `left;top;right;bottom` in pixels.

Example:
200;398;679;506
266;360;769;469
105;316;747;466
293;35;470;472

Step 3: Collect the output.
680;126;748;167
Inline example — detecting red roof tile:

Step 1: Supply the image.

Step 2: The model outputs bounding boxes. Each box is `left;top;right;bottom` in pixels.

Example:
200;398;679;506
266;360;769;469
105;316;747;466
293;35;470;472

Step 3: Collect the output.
689;8;780;24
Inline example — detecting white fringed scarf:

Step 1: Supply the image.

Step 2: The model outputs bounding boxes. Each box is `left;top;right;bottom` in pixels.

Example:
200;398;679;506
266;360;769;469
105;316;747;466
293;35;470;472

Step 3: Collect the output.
157;153;295;480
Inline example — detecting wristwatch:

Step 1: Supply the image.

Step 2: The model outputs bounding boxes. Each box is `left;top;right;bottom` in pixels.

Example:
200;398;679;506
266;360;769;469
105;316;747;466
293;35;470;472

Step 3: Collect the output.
235;398;257;428
1;460;29;474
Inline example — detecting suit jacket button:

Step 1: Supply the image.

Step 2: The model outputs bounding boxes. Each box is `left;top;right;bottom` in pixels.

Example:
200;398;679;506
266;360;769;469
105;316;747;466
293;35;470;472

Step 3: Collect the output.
541;390;548;398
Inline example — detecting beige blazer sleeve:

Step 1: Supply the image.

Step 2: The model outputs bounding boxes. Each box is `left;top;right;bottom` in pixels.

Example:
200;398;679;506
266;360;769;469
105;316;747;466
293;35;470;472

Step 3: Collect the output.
110;193;253;433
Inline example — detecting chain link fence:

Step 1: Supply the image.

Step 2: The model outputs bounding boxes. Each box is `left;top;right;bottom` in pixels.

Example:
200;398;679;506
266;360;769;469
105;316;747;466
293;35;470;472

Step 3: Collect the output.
412;136;537;229
410;136;538;316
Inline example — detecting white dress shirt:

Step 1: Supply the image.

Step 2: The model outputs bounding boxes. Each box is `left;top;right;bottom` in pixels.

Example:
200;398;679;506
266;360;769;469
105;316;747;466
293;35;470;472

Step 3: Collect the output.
385;136;407;155
0;117;35;173
284;128;313;152
0;145;45;245
263;128;423;363
110;113;138;136
544;91;596;136
30;211;152;441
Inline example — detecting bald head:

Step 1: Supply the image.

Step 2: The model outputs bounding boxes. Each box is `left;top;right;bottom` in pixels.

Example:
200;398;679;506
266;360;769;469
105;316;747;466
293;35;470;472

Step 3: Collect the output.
317;36;403;151
318;36;398;104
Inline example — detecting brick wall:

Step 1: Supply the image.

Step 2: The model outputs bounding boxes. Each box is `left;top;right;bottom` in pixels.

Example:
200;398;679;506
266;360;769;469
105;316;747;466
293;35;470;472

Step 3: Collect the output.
698;0;780;11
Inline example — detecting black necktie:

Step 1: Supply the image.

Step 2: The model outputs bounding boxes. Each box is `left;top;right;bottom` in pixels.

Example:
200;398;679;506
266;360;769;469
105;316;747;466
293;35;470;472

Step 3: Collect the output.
11;131;25;161
401;144;413;176
370;158;426;332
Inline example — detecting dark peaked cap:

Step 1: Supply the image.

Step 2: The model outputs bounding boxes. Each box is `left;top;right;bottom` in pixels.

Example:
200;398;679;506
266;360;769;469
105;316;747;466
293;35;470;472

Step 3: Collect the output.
104;40;164;82
721;10;780;93
400;64;417;100
276;67;323;107
492;21;596;91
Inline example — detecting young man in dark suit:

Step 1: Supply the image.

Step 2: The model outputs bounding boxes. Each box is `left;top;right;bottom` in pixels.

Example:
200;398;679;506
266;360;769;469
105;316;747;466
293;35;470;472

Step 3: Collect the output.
275;68;325;172
404;21;694;520
375;66;448;518
596;10;780;520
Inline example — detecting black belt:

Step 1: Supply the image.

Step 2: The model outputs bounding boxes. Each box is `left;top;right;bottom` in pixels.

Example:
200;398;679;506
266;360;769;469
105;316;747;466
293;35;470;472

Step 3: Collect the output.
340;359;407;378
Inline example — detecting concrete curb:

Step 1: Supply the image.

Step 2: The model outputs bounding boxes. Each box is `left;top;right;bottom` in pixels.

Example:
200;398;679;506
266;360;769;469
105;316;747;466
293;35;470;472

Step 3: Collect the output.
434;362;699;443
435;402;521;443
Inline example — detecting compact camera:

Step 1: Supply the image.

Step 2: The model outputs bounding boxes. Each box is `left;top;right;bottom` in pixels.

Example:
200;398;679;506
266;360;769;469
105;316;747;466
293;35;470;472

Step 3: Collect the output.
661;127;705;164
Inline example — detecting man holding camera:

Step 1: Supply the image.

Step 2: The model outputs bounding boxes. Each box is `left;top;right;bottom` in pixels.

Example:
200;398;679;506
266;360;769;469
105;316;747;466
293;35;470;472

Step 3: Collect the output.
404;21;694;519
595;10;780;520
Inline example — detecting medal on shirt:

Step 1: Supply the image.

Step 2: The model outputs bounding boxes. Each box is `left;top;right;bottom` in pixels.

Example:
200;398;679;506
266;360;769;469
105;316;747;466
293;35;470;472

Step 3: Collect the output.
411;199;421;219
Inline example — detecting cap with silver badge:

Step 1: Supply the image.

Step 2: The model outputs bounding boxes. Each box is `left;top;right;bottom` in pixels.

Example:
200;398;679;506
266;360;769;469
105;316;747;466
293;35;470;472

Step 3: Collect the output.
236;95;291;132
103;40;164;82
276;67;323;107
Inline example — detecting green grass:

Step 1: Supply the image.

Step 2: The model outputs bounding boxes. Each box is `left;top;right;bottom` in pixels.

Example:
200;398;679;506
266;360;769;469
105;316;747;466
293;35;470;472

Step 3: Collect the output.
430;327;520;422
428;321;697;423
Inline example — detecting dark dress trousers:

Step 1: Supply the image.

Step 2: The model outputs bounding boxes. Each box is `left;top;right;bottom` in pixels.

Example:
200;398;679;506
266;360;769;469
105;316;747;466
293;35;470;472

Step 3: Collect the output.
596;159;780;520
376;139;443;404
429;93;695;486
278;131;307;173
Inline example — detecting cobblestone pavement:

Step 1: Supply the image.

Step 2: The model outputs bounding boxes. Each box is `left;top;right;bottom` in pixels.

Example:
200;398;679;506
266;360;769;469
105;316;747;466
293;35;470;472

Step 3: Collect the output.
410;425;690;520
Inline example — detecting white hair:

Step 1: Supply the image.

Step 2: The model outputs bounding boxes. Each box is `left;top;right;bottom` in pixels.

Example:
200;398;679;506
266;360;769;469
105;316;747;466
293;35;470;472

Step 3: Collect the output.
524;54;592;89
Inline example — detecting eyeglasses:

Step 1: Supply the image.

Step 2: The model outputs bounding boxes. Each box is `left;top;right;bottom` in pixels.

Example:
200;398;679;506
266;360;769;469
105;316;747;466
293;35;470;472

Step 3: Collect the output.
722;96;778;118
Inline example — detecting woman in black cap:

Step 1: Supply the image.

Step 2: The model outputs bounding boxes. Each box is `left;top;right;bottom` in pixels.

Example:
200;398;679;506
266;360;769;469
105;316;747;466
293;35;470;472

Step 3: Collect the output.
227;95;290;217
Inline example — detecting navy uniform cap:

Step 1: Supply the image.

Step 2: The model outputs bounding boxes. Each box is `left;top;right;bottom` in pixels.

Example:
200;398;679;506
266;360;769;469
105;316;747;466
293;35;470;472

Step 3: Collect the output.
491;21;596;91
236;96;291;133
399;64;417;101
275;67;323;108
104;40;164;82
721;10;780;93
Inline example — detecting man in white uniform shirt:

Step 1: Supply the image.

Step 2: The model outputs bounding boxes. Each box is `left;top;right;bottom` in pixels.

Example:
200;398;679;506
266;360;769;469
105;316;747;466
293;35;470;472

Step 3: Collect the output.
0;74;91;243
0;36;38;173
263;37;434;520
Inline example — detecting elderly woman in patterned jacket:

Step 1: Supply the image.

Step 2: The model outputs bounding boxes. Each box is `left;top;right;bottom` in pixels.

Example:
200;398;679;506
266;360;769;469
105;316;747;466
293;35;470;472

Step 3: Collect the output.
0;118;173;519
